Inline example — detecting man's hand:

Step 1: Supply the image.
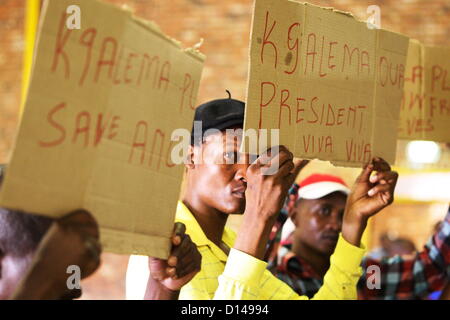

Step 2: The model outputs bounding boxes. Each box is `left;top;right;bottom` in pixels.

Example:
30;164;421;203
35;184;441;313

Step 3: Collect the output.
234;146;308;260
12;210;101;300
244;146;307;222
342;157;398;247
145;222;201;299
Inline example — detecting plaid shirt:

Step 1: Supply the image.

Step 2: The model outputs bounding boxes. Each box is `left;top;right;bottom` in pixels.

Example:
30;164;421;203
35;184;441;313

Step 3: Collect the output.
271;205;450;300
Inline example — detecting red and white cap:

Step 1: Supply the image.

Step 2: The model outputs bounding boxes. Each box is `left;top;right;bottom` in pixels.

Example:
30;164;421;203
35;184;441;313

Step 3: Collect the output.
280;174;350;243
297;173;350;199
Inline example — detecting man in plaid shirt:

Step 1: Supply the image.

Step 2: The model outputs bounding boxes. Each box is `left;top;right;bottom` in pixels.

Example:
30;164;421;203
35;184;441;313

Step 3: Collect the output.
269;174;450;300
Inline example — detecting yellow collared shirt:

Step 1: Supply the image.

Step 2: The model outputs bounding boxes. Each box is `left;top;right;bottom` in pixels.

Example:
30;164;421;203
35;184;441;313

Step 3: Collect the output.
175;201;366;300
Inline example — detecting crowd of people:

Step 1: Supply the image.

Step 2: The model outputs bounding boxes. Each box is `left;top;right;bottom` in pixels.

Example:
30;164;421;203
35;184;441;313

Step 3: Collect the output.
0;97;449;300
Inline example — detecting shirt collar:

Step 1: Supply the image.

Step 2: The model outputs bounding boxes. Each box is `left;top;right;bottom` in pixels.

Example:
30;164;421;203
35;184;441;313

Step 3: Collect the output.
277;243;321;280
175;201;236;262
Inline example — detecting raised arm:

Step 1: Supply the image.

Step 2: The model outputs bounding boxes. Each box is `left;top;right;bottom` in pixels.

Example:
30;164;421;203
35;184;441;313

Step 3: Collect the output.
342;157;398;247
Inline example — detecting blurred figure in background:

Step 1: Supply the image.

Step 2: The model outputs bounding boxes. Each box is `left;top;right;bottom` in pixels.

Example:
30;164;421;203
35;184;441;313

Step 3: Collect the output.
387;238;416;257
366;232;395;260
433;220;443;234
368;234;416;259
427;219;446;300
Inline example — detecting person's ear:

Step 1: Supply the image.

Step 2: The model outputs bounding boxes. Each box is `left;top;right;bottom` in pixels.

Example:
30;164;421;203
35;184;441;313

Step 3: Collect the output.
0;163;6;188
287;195;297;216
185;145;196;170
288;197;300;227
290;211;298;227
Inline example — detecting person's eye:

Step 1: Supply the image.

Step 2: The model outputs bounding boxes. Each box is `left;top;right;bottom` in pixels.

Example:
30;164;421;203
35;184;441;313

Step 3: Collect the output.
319;207;331;216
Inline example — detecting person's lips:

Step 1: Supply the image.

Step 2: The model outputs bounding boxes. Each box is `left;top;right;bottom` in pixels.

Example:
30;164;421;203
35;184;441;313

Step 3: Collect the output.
321;233;339;243
231;185;246;198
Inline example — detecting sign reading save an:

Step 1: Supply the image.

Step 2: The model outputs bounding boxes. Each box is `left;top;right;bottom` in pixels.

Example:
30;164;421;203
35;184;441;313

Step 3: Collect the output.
243;0;409;167
0;0;204;258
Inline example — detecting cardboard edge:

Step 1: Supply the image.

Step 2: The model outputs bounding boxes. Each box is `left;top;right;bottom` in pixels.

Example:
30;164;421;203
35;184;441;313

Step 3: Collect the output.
101;227;171;259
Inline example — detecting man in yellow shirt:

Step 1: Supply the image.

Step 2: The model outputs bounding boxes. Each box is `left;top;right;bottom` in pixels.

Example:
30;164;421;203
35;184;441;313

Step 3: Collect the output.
127;95;398;300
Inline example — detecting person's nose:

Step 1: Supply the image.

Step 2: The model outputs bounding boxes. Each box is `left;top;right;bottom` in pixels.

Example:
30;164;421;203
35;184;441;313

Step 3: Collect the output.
326;212;342;232
235;163;249;184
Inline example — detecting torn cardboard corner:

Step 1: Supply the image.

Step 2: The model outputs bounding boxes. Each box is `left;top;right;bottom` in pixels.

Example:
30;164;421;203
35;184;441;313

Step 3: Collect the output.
291;2;355;19
0;0;204;259
398;39;450;143
243;0;409;168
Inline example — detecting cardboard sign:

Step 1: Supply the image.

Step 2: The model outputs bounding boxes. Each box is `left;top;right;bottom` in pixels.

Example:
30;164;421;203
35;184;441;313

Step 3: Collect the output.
0;0;204;258
398;39;450;142
243;0;409;167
